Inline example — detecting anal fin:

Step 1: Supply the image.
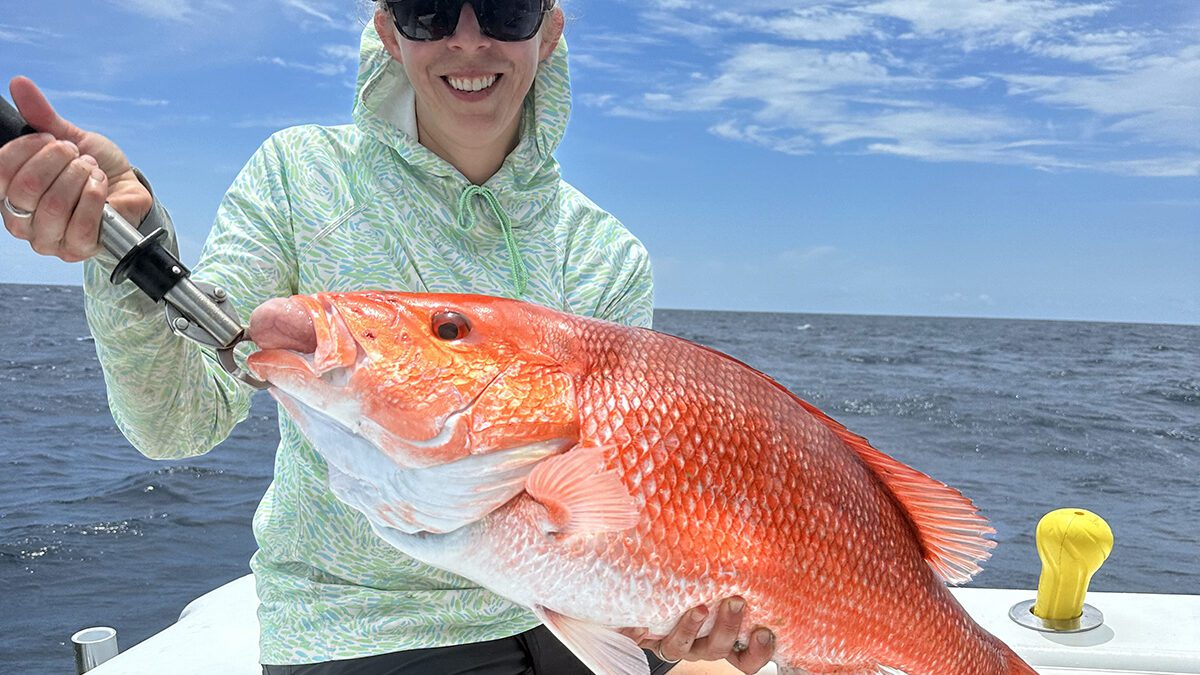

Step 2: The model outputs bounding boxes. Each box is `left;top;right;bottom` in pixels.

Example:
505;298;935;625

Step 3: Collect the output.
533;605;650;675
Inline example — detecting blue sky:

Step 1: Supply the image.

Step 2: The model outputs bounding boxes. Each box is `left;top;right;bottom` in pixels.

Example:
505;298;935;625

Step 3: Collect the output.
1;0;1197;324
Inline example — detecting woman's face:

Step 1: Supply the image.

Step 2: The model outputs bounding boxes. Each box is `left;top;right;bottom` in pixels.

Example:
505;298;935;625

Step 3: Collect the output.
375;3;563;153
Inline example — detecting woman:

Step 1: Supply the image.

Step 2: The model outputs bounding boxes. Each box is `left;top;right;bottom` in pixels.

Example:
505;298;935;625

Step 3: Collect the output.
0;1;775;672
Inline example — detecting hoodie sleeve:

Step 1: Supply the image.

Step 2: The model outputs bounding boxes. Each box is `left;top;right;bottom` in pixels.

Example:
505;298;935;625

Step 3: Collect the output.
595;238;654;330
81;135;297;459
560;204;655;330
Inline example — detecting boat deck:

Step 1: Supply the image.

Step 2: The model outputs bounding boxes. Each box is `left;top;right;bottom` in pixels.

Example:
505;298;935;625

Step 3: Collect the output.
87;575;1200;674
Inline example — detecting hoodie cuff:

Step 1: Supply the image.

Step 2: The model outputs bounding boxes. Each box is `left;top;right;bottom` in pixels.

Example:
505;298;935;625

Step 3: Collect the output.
90;167;181;269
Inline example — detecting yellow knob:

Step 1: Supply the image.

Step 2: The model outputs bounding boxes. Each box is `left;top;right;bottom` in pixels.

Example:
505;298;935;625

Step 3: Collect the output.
1032;508;1113;621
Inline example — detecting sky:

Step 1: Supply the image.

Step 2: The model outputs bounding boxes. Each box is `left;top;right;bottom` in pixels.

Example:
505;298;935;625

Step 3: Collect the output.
0;0;1197;325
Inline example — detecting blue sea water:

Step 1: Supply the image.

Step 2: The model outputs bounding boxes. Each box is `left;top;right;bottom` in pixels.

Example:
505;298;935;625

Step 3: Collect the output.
1;282;1197;673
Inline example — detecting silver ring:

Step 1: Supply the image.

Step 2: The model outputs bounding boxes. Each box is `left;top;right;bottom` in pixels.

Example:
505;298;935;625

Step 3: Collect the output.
3;196;34;219
653;643;680;664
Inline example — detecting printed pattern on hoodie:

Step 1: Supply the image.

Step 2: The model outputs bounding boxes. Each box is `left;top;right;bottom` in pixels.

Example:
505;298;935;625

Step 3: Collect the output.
81;24;653;665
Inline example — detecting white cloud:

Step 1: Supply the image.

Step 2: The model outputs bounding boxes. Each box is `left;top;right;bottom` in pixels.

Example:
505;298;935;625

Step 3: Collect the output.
1001;45;1200;148
233;114;348;129
320;44;360;61
41;89;169;107
111;0;196;21
712;8;874;42
0;24;61;44
779;246;838;265
594;0;1200;176
860;0;1111;46
259;42;361;78
579;93;616;108
281;0;337;25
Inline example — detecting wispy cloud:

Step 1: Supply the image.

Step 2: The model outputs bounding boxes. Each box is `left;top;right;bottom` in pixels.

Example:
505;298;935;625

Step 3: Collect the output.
281;0;337;25
259;44;361;78
591;0;1200;176
233;114;349;129
0;23;61;44
1000;44;1200;148
42;89;169;107
111;0;196;22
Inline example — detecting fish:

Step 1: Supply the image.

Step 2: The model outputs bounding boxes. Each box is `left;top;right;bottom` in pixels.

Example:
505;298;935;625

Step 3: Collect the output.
246;291;1037;675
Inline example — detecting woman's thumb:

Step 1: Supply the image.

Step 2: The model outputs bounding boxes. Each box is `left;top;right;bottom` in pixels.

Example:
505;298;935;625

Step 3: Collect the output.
9;76;85;142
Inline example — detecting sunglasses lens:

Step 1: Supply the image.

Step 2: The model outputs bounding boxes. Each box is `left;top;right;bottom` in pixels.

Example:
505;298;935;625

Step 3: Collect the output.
389;0;546;42
477;0;545;41
390;0;458;41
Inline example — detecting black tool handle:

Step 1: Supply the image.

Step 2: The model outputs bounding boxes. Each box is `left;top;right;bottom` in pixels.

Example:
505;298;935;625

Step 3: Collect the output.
0;96;37;144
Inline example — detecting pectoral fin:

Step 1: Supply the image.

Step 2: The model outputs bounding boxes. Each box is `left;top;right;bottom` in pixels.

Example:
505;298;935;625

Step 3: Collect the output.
525;445;640;537
533;605;650;675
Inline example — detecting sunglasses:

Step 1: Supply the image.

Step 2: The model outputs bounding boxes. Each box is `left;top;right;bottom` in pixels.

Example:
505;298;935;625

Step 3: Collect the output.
386;0;554;43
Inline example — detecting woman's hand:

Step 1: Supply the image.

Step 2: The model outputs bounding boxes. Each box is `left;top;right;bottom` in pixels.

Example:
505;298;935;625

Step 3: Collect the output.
628;597;775;673
1;76;152;262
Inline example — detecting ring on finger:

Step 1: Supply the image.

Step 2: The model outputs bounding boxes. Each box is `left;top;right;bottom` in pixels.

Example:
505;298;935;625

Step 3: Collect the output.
3;196;34;219
653;643;681;664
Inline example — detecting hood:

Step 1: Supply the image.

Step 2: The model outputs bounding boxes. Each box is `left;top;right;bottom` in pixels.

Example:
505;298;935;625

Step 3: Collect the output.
351;20;572;183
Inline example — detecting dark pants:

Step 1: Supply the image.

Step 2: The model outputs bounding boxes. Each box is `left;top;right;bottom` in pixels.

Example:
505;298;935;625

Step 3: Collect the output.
261;625;678;674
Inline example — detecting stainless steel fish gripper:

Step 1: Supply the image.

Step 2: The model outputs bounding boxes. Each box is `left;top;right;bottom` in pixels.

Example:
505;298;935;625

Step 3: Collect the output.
102;198;268;390
1;95;268;390
161;279;269;391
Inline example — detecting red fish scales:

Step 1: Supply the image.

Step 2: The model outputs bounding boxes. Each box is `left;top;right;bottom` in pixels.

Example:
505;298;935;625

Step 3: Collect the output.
559;320;1017;673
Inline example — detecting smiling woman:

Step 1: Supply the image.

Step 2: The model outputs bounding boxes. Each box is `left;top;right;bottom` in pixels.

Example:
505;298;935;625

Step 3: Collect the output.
0;0;775;672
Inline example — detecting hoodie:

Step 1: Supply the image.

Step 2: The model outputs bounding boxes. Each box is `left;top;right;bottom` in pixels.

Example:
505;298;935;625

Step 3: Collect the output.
81;22;653;664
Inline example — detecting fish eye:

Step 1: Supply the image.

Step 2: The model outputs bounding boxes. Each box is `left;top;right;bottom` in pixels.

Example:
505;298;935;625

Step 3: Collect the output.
432;311;471;341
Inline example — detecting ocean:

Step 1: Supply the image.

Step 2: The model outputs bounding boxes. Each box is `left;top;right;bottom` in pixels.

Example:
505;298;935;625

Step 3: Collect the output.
1;283;1197;673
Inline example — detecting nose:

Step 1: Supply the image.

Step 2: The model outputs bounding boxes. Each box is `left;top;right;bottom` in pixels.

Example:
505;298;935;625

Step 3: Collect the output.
446;2;489;51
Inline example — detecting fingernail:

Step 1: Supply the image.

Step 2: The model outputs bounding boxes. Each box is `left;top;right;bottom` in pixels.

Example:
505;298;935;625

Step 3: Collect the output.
90;168;106;183
62;140;79;154
728;598;744;614
80;154;98;166
690;606;708;621
756;630;773;646
37;132;54;143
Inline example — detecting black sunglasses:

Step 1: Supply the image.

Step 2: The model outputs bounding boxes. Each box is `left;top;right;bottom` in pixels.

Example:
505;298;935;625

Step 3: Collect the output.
386;0;554;43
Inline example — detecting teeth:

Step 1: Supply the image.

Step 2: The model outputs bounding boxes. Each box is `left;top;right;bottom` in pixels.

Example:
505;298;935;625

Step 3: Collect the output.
447;75;498;92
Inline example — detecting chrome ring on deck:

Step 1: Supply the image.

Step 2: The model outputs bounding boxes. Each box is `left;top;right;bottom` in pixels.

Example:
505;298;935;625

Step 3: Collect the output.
1008;599;1105;633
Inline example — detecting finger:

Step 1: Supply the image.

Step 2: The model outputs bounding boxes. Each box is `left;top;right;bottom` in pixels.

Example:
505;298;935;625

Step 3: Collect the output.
9;76;87;143
0;132;56;195
726;628;774;674
658;605;708;662
2;203;32;240
4;139;77;243
8;138;78;205
618;626;649;643
29;154;94;255
689;597;745;660
60;160;107;261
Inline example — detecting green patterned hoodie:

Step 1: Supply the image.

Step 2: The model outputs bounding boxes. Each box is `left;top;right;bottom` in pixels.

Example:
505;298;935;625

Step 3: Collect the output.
81;23;653;665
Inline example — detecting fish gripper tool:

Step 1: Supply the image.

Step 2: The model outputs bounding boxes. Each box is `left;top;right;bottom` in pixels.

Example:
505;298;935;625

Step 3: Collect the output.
1;95;268;389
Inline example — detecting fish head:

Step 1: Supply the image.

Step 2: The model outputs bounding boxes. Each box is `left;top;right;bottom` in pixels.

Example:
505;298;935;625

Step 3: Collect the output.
246;291;581;471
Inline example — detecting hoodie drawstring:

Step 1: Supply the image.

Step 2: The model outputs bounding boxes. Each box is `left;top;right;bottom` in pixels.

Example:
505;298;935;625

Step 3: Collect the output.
456;185;528;298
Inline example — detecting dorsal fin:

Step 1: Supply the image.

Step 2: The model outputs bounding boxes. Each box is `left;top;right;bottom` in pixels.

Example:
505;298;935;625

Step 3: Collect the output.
794;398;996;584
